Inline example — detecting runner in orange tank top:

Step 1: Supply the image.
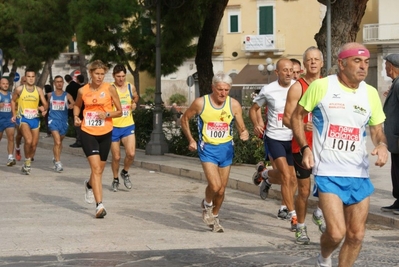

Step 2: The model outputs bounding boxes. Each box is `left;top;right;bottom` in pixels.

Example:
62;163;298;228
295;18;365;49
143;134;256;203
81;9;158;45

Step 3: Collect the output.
73;60;122;218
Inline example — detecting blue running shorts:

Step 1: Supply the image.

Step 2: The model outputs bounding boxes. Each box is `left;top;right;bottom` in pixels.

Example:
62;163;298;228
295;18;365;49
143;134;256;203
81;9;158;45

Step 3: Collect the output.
16;116;40;130
112;124;135;142
0;118;15;132
198;141;234;167
48;119;69;136
314;176;374;205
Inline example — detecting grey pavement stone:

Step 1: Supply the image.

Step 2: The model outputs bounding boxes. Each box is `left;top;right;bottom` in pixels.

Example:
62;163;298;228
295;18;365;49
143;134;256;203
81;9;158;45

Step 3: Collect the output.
0;132;397;266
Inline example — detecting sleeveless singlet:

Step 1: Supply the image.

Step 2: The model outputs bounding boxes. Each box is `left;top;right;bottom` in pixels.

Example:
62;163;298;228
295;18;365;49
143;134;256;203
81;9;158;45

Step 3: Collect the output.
17;85;40;119
0;91;12;120
112;82;134;127
292;78;313;153
81;83;113;135
48;91;69;122
198;95;234;145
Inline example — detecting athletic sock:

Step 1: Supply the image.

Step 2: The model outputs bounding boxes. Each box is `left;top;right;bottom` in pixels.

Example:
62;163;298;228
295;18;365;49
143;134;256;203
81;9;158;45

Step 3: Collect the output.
204;199;213;207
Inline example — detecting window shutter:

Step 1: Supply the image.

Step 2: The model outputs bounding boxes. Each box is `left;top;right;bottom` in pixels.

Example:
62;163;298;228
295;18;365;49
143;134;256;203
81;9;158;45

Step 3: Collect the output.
259;6;273;35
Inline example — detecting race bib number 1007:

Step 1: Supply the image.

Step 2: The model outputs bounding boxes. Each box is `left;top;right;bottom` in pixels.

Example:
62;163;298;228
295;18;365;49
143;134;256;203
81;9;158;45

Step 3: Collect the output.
206;121;228;139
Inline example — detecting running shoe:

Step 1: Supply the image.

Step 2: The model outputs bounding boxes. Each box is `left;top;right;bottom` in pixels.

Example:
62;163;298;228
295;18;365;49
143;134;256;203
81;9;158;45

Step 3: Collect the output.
295;225;310;245
6;158;16;166
201;200;215;227
54;162;63;172
95;203;107;218
291;215;298;232
212;216;224;233
252;161;265;185
21;164;31;175
15;149;21;161
312;211;326;233
120;170;132;189
277;208;289;220
259;180;271;200
84;180;94;204
112;179;119;192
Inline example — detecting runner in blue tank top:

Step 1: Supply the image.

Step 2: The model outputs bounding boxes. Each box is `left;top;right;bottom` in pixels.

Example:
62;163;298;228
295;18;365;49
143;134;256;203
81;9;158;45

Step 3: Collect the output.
0;78;17;166
47;75;75;172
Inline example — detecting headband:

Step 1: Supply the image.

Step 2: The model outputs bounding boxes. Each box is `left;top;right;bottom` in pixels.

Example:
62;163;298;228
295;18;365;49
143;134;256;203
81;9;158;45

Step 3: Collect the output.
338;48;370;59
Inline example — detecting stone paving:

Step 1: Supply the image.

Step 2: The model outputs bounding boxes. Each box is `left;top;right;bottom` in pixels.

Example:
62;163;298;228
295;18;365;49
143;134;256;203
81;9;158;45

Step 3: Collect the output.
0;133;398;266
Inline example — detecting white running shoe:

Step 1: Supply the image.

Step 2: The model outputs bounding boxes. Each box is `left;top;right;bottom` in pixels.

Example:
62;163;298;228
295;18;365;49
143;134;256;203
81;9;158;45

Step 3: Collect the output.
84;180;94;204
95;203;107;218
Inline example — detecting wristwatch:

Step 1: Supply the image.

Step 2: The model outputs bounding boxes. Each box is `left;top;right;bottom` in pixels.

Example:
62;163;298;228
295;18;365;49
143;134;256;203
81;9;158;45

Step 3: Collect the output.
106;112;110;118
300;145;310;155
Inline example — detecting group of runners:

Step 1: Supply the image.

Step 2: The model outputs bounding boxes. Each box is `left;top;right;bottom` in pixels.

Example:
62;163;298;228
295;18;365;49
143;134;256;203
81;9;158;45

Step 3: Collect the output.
0;61;139;218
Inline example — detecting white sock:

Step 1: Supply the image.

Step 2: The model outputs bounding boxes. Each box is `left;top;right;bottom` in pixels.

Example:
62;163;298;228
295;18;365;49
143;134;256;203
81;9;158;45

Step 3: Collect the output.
318;254;332;265
16;148;20;151
204;199;213;207
261;169;269;179
8;154;13;159
279;205;287;211
289;210;297;217
297;222;305;228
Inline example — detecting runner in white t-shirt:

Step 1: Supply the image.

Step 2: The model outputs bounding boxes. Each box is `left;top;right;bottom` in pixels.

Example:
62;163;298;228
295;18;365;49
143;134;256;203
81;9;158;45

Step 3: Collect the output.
291;42;388;267
249;58;297;231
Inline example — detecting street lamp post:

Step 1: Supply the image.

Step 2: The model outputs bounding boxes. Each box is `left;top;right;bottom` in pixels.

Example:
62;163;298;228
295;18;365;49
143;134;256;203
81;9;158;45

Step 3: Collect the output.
145;0;168;155
143;0;185;155
258;57;275;83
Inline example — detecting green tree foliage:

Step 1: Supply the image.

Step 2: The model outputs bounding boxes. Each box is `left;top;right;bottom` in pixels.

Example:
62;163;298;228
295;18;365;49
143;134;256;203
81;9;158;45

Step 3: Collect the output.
0;0;73;73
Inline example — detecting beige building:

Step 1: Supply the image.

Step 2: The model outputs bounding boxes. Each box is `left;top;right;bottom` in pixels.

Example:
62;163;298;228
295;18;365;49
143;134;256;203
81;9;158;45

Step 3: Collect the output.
161;0;389;106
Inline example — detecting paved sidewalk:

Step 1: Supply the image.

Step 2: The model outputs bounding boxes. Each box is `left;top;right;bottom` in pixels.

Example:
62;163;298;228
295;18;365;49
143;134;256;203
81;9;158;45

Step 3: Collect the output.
37;131;399;229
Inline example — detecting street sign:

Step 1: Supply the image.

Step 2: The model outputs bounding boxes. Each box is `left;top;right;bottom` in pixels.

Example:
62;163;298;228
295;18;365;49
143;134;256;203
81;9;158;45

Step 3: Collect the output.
186;75;194;87
14;72;20;82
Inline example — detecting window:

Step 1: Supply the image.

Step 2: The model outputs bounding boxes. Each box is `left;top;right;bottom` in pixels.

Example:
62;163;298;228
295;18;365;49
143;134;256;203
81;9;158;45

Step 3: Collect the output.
259;6;273;35
228;8;240;33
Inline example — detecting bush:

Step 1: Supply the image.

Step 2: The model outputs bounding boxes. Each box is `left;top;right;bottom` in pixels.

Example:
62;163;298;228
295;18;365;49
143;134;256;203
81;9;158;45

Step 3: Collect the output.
169;93;187;106
134;106;265;164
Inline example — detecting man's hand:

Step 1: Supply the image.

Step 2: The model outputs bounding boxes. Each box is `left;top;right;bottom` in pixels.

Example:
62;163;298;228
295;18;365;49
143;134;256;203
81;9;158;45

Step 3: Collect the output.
371;143;388;167
302;148;314;169
240;129;249;141
188;140;197;151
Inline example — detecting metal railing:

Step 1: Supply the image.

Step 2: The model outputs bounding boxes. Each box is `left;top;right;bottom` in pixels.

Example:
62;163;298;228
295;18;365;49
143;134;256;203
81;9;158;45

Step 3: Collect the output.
363;23;399;44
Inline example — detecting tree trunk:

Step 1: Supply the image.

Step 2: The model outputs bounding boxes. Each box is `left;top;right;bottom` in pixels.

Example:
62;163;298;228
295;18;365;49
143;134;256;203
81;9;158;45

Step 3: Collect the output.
195;0;228;96
37;58;54;88
78;45;88;83
315;0;368;76
127;63;141;98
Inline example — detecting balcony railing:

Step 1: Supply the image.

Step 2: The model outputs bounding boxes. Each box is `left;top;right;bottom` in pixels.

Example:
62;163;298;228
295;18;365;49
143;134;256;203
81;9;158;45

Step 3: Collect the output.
241;34;285;54
363;23;399;44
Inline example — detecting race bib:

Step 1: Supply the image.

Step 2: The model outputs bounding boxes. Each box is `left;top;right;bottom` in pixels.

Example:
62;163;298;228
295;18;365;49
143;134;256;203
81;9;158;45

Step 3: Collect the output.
51;100;65;110
326;124;360;152
0;103;11;112
276;113;286;128
85;112;105;127
24;108;38;119
206;121;228;139
121;104;130;117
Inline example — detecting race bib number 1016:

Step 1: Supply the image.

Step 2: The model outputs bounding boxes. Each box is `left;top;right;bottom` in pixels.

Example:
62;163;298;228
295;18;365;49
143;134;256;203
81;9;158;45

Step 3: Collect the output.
326;124;360;152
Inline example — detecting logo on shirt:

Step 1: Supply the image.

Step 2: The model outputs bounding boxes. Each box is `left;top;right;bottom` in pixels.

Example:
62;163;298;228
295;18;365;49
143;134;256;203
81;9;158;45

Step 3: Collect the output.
353;105;367;116
332;94;341;99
